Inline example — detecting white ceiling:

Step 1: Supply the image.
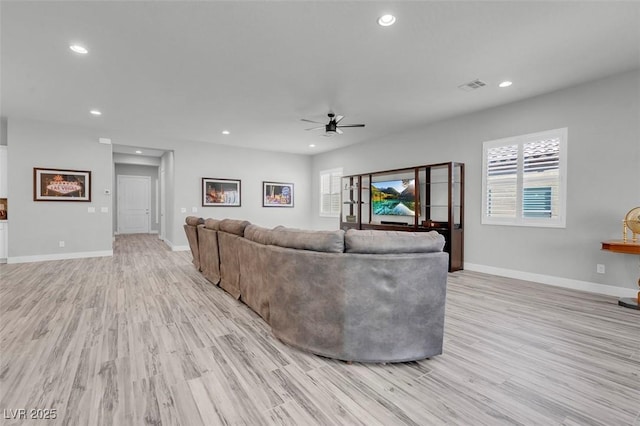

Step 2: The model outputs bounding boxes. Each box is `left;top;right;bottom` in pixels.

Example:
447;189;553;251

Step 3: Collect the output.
2;1;639;155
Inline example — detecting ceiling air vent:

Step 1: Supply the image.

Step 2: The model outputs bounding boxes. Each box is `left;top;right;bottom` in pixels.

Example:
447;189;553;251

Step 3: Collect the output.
458;79;487;92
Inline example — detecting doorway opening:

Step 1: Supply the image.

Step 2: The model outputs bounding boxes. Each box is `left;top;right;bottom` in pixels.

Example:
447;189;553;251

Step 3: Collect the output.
112;145;172;252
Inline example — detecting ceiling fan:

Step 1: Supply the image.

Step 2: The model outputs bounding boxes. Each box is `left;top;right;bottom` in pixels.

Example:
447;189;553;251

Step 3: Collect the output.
301;113;365;136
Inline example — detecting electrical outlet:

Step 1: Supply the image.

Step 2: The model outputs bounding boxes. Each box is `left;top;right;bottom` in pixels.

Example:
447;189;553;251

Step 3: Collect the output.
180;208;187;213
59;241;65;248
596;264;605;274
192;207;198;213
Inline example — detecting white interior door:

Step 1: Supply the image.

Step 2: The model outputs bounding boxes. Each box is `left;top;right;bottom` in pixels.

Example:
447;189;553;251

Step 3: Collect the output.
117;175;150;234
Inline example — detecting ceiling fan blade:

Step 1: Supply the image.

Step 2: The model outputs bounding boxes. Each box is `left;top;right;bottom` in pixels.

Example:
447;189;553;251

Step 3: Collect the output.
305;126;325;131
301;118;324;124
336;124;365;128
336;128;344;135
334;115;344;124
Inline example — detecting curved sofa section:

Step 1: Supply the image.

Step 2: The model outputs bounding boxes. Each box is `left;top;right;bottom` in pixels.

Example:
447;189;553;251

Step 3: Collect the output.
184;216;448;363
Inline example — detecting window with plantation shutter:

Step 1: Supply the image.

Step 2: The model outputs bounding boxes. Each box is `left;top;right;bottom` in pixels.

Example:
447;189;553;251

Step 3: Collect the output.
482;128;567;228
320;168;342;217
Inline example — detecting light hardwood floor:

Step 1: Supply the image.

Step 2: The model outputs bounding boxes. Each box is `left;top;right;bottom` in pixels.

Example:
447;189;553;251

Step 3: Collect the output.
1;234;639;425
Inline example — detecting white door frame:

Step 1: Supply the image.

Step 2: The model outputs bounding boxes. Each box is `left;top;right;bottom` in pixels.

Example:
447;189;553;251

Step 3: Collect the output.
159;165;166;241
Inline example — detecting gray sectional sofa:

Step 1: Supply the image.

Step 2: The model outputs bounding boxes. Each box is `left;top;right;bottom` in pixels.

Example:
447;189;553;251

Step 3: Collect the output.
184;216;449;363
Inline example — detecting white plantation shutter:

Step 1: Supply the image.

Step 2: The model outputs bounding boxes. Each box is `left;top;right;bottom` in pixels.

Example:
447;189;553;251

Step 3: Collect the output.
482;128;567;227
523;138;560;219
486;144;518;219
320;168;342;217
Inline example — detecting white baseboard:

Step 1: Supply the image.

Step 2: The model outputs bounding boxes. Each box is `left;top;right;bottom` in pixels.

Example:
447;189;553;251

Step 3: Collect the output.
149;230;159;235
8;250;114;264
162;238;189;252
464;263;637;298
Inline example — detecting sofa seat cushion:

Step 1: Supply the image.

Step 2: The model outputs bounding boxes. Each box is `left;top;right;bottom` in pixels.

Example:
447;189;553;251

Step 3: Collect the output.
219;219;251;236
244;224;273;245
270;227;345;253
345;229;445;254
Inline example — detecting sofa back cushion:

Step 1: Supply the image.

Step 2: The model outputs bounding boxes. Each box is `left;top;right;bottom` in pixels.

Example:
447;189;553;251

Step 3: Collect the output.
219;219;251;236
204;218;221;230
270;227;345;253
244;224;273;245
345;229;445;254
185;216;204;226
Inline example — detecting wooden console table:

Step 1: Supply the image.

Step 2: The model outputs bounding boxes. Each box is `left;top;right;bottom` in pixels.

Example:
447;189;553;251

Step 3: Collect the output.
601;240;640;310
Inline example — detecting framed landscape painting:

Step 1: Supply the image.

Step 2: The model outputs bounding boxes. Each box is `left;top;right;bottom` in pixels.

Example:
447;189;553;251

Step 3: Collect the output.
34;168;91;202
263;181;294;207
202;178;241;207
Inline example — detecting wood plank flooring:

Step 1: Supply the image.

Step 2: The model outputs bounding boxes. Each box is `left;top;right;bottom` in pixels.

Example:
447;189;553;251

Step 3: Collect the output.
1;234;638;425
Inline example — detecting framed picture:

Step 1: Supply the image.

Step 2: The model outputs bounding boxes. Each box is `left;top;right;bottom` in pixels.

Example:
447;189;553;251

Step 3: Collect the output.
202;178;241;207
263;181;294;207
34;168;91;202
0;198;6;220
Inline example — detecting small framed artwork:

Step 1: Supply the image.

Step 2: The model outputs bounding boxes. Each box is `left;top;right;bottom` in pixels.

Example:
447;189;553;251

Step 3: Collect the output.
263;181;294;207
202;178;241;207
34;168;91;202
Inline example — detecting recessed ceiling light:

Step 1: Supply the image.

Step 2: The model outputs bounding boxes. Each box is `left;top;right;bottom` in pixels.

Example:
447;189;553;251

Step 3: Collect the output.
499;81;513;88
135;150;142;154
378;14;396;27
69;44;88;54
222;130;230;135
309;144;316;148
90;109;102;116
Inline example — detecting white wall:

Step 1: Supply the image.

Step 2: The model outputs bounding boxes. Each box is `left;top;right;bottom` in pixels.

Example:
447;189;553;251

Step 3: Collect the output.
311;70;640;293
161;151;175;245
7;118;114;261
173;144;312;233
113;152;161;167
